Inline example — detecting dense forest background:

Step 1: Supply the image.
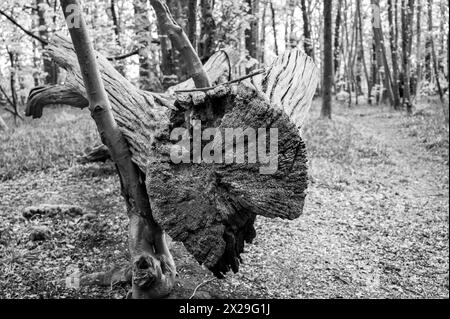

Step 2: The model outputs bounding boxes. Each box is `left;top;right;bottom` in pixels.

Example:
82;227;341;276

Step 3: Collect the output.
0;0;448;122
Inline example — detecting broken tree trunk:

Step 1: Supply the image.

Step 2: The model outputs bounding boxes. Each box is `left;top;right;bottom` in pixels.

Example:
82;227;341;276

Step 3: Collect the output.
27;19;318;294
26;85;89;118
26;48;239;119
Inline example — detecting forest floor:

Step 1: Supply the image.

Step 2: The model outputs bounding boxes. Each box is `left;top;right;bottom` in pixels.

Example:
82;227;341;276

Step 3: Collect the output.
0;97;448;299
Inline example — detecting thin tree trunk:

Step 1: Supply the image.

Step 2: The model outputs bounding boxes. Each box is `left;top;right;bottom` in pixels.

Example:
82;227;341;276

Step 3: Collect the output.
401;0;415;113
270;0;279;56
300;0;314;59
151;0;210;88
133;0;162;91
372;0;394;106
427;0;445;112
245;0;260;66
260;0;267;64
110;0;121;42
343;0;351;105
321;0;332;119
357;0;371;104
334;0;342;76
199;0;216;63
187;0;197;49
157;1;180;88
347;3;358;107
415;2;422;98
109;0;125;75
6;49;20;122
288;0;297;49
36;0;58;84
388;0;401;109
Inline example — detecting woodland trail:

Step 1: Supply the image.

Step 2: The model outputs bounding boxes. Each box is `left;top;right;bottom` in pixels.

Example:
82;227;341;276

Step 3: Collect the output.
230;101;449;299
0;101;448;298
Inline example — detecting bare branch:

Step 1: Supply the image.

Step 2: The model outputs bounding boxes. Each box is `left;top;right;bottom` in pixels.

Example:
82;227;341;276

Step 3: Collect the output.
26;85;89;118
174;68;265;93
106;49;140;61
0;8;154;62
0;9;49;45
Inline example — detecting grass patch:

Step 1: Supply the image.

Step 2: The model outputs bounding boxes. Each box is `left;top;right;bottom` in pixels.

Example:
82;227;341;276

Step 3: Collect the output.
402;99;449;162
303;116;389;166
0;108;99;181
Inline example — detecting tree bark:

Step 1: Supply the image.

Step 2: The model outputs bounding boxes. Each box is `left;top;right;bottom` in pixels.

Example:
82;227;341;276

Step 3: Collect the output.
356;0;371;104
269;1;279;56
133;0;162;91
321;0;332;119
260;0;267;64
334;0;342;77
427;0;446;121
415;2;422;97
401;0;415;113
372;0;394;106
6;49;20;122
198;0;216;63
187;0;198;49
388;0;401;109
300;0;314;59
36;0;59;84
245;0;260;65
152;0;210;88
109;0;125;75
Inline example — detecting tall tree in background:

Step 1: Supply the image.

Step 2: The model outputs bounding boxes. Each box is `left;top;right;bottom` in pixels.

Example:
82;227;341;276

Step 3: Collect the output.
415;2;422;96
269;0;279;56
427;0;446;121
334;0;342;77
427;0;443;99
401;0;415;113
245;0;260;66
108;0;125;75
36;0;58;84
260;0;267;64
286;0;298;49
109;0;121;44
187;0;197;49
321;0;332;119
300;0;314;59
387;0;401;109
372;0;394;107
156;1;178;88
198;0;216;62
6;49;19;122
133;0;162;91
357;0;372;104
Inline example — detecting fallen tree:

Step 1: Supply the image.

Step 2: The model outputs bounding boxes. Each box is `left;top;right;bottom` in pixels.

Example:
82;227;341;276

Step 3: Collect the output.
26;0;319;298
